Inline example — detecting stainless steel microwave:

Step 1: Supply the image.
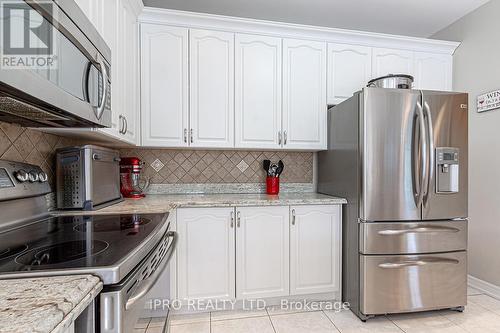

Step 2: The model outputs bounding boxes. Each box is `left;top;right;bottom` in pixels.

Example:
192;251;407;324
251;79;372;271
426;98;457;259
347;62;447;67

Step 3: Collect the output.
0;0;111;127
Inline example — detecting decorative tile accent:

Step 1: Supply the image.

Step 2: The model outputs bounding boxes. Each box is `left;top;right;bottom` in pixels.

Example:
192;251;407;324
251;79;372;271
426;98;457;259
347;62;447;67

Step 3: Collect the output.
236;160;249;172
150;158;165;172
0;121;83;187
119;149;314;185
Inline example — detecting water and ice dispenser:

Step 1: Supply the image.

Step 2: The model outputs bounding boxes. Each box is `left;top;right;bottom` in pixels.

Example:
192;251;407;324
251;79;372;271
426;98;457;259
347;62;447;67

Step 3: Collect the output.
435;147;459;193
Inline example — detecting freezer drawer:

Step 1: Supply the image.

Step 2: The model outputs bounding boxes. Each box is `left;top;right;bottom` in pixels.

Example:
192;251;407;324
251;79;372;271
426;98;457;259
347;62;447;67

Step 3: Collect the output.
360;220;467;255
360;251;467;315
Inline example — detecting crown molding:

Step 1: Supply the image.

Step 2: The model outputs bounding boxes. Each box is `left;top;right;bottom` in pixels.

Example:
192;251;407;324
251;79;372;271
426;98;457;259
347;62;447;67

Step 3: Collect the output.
140;7;460;55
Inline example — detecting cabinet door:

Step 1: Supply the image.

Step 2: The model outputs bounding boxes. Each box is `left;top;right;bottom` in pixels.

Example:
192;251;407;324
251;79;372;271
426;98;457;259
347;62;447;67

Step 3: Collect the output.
235;34;282;149
413;52;452;91
327;43;372;105
236;206;289;299
290;205;341;295
120;0;139;144
283;38;327;150
190;29;234;148
141;24;188;147
372;48;414;79
177;208;235;300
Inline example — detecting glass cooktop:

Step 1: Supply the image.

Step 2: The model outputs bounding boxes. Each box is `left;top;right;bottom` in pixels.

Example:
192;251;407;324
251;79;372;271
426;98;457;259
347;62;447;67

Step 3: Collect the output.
0;213;169;274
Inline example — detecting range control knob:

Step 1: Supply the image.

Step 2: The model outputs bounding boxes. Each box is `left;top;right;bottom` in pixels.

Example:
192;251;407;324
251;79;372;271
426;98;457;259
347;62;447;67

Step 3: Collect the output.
28;171;39;182
15;169;29;183
38;172;48;182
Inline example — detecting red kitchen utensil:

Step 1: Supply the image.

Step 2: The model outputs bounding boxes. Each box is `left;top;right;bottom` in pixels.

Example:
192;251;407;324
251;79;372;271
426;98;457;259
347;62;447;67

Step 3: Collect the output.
266;176;280;195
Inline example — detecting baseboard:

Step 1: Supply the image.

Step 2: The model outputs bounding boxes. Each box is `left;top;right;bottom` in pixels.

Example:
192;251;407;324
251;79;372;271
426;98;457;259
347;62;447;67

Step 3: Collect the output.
468;274;500;299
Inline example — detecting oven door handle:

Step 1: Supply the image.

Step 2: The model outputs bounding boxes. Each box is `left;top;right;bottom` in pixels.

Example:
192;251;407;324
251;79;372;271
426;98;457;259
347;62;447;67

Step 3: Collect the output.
125;231;178;311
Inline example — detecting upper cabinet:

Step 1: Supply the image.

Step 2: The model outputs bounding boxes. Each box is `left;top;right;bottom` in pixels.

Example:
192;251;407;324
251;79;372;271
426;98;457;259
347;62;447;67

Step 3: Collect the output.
138;9;457;150
327;43;372;105
141;24;189;147
283;38;327;150
190;29;234;148
235;34;282;149
372;47;415;78
413;52;452;91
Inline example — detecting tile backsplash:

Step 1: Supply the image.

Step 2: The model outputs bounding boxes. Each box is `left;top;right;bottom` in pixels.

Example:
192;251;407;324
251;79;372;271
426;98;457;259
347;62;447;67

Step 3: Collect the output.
119;148;313;185
0;121;80;186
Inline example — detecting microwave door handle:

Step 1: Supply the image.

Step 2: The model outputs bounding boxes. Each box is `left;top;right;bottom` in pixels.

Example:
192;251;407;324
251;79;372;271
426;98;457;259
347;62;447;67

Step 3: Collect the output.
82;61;92;103
414;101;426;208
125;231;178;311
95;59;109;120
423;99;435;205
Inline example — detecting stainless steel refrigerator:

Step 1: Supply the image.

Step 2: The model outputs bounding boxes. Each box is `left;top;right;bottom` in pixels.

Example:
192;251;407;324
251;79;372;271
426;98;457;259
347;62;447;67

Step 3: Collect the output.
318;87;468;320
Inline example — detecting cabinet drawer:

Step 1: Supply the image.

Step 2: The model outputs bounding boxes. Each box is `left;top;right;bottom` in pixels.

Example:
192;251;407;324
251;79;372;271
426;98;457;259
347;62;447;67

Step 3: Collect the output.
360;220;467;254
360;251;467;315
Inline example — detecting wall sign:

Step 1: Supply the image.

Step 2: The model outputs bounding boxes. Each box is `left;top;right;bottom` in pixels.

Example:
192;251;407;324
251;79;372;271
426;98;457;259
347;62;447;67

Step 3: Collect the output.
477;90;500;113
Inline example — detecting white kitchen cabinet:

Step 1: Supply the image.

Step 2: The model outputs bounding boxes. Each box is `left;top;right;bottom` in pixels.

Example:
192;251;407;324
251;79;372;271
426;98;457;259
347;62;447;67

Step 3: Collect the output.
190;29;234;148
236;206;289;299
372;47;414;79
235;34;282;149
177;208;236;300
141;24;189;147
119;0;140;144
413;52;452;91
327;43;372;105
283;38;327;150
290;205;341;295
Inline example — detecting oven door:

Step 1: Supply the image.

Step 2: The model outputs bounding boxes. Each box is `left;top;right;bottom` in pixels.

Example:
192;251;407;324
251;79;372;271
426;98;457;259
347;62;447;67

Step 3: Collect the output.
0;0;111;127
100;230;178;333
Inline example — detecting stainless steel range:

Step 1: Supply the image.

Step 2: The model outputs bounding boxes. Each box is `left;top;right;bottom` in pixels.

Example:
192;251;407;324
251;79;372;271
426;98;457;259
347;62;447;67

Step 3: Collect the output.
318;84;468;320
0;159;177;333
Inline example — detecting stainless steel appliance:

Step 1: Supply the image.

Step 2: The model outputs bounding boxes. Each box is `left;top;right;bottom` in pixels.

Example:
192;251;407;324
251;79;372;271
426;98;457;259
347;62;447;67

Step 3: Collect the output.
56;145;123;210
318;86;468;320
0;159;177;333
0;0;111;127
367;74;414;89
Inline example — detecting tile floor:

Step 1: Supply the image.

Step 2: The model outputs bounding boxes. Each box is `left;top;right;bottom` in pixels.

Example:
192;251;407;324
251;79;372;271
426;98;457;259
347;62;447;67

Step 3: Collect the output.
135;286;500;333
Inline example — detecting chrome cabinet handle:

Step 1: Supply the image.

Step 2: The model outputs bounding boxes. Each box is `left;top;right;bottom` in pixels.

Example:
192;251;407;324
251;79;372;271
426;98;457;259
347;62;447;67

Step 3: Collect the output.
92;153;100;160
378;225;460;236
230;211;234;228
237;211;241;228
414;101;427;208
125;231;178;310
184;129;187;143
190;129;194;144
378;257;459;269
123;116;128;135
423;99;434;206
291;209;296;225
95;58;109;120
118;115;123;134
278;131;282;145
284;130;287;145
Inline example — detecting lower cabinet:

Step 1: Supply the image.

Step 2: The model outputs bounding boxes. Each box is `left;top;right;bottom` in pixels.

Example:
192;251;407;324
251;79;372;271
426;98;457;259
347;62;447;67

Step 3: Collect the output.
176;205;341;301
177;207;235;300
236;206;289;298
290;205;341;295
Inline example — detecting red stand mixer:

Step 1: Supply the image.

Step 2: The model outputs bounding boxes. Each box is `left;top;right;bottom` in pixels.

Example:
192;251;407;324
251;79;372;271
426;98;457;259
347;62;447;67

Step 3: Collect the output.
120;157;149;198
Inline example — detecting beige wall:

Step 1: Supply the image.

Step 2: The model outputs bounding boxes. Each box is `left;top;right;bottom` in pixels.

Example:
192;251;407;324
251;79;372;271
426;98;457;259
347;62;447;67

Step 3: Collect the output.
432;0;500;286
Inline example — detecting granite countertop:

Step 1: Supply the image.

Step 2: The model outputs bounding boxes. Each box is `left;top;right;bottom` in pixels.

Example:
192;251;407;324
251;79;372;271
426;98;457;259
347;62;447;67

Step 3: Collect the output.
52;192;347;216
0;275;102;333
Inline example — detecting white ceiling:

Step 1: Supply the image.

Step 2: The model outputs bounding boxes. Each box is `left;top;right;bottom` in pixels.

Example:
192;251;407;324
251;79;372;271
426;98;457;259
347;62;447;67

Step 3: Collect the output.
143;0;489;37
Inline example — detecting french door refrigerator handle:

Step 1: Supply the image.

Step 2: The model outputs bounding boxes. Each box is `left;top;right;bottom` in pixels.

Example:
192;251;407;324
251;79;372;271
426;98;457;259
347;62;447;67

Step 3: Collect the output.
414;101;427;208
423;98;435;206
378;257;460;269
